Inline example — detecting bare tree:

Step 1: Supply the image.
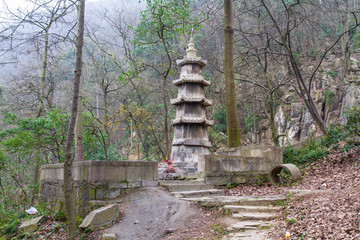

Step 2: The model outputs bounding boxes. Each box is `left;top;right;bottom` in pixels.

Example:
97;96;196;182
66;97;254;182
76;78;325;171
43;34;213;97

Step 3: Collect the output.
64;0;85;238
259;0;360;134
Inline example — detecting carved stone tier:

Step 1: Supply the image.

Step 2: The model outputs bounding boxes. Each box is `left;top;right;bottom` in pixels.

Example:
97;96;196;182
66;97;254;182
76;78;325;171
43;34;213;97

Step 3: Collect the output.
173;76;211;86
170;37;213;174
172;138;212;147
172;117;214;126
170;96;212;106
176;58;207;67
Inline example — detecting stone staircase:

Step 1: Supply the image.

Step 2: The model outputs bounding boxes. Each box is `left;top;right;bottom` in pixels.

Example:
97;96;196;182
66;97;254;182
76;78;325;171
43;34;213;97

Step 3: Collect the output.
159;180;224;198
222;203;281;240
160;180;285;240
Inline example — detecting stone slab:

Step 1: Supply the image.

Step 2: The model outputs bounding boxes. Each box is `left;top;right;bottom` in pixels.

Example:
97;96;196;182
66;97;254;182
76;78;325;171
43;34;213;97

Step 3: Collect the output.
224;205;281;213
101;233;117;240
18;215;45;236
233;212;278;221
141;180;159;187
182;195;286;207
79;204;119;229
160;181;214;192
172;189;224;198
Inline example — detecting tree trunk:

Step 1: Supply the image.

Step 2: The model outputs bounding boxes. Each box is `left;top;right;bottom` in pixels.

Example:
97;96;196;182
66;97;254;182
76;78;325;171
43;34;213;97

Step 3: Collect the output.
30;149;41;205
64;0;85;239
342;0;351;77
288;54;328;134
103;88;110;147
31;28;50;205
75;86;84;162
260;0;328;135
224;0;241;147
162;76;170;158
36;28;49;117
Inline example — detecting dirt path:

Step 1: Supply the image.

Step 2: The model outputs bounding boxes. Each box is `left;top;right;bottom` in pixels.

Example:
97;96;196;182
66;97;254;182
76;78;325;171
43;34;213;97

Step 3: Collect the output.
107;187;217;240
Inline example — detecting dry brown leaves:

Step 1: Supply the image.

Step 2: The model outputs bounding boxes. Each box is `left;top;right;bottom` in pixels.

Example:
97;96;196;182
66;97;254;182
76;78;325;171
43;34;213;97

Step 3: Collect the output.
227;148;360;239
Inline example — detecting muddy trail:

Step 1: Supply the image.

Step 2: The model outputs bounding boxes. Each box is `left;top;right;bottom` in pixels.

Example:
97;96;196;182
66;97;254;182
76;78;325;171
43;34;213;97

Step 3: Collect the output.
107;187;214;240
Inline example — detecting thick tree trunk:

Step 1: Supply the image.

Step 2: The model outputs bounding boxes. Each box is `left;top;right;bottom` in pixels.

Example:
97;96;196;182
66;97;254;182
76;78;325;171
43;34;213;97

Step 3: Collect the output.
224;0;241;147
64;0;85;239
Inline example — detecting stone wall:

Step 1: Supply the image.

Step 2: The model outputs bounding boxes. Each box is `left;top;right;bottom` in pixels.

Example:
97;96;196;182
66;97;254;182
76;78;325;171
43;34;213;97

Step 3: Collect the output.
199;146;283;185
39;161;158;216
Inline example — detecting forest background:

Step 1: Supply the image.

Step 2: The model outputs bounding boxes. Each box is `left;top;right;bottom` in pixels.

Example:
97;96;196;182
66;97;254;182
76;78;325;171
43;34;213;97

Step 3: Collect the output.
0;0;360;237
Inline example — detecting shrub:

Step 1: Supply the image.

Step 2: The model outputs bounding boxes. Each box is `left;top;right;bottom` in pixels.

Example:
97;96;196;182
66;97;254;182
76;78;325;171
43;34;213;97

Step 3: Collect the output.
284;107;360;165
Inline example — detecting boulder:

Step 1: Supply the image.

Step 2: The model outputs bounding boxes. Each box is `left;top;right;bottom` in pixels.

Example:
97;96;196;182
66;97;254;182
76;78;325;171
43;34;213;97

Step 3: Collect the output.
101;232;117;240
18;215;45;236
79;204;119;229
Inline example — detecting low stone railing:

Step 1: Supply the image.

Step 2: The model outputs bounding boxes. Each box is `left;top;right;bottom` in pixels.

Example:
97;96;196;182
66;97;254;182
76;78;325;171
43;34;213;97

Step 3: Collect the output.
39;160;158;216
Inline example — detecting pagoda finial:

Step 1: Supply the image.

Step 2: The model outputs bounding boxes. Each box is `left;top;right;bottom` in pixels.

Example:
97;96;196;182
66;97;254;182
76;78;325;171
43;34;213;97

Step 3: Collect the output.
186;36;198;58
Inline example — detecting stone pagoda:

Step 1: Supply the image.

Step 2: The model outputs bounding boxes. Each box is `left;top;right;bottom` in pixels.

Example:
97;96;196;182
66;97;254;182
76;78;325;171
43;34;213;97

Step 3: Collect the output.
170;37;213;174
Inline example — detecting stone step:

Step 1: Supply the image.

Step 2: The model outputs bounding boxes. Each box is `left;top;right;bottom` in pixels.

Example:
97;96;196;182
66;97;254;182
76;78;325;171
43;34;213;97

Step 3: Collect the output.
232;212;278;221
222;230;266;240
224;205;281;214
88;199;124;209
160;180;214;192
172;189;224;198
227;221;272;232
182;195;286;207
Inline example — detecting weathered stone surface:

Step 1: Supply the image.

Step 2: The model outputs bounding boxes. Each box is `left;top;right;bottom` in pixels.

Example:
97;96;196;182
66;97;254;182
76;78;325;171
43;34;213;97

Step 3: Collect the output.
39;161;158;216
141;180;158;187
183;195;286;207
18;215;44;236
101;233;117;240
215;145;283;164
159;180;214;192
232;212;278;221
172;189;224;198
224;205;281;213
170;38;212;174
40;161;158;184
79;204;119;229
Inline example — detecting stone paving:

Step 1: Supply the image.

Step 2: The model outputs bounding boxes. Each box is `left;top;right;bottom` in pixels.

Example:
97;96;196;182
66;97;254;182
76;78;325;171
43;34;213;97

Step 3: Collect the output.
161;180;285;240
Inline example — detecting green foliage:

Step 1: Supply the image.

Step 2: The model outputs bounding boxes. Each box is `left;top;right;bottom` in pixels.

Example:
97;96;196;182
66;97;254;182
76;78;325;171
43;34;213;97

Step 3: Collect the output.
2;219;20;235
283;138;329;165
343;106;360;137
54;211;66;222
243;103;261;133
211;223;229;239
213;108;227;133
322;89;337;106
0;110;69;161
326;70;338;78
136;0;201;43
284;107;360;165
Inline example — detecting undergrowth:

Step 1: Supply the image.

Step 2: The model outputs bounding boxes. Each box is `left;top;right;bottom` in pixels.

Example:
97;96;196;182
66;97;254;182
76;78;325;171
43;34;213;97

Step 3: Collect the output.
283;107;360;166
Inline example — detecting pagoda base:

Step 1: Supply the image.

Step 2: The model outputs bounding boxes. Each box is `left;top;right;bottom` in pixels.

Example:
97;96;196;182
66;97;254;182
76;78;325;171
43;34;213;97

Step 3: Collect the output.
170;145;210;174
